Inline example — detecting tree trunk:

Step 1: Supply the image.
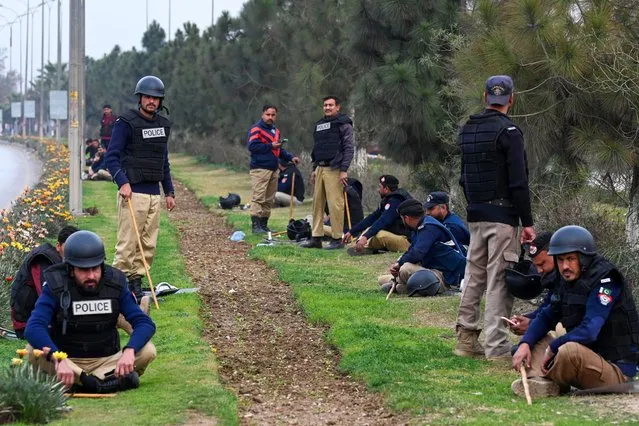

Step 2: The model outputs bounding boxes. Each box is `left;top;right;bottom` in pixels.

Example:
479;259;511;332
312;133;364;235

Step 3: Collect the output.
625;164;639;249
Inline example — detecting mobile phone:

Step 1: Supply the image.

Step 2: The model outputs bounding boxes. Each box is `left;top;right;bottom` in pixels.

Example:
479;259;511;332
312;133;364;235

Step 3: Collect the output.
500;316;517;326
280;138;288;144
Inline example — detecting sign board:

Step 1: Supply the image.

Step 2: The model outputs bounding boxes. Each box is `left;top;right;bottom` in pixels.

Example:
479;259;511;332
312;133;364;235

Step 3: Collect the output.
11;102;21;118
24;100;36;118
49;90;68;120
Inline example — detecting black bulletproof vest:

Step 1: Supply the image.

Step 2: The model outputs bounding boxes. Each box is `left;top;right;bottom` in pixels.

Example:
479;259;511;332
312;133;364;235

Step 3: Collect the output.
381;189;412;237
45;264;123;358
557;255;639;362
120;109;171;184
10;243;60;327
458;111;520;203
312;113;352;163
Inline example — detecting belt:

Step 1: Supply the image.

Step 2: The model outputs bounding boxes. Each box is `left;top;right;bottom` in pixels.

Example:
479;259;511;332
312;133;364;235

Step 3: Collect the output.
316;160;332;167
484;198;513;208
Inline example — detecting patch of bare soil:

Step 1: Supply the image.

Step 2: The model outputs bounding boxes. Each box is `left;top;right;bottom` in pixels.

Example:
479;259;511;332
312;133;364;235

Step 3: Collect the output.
170;181;411;425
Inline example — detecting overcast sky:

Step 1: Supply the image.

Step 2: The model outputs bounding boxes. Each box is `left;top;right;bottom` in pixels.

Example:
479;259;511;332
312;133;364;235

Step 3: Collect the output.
0;0;245;79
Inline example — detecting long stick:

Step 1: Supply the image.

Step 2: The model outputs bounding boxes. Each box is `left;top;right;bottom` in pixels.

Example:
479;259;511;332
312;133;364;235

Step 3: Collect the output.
126;199;160;310
288;172;296;222
65;393;117;398
386;278;397;301
343;190;352;230
520;364;532;405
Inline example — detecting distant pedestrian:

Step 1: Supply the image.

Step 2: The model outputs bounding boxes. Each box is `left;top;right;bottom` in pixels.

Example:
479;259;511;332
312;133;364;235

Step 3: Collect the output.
105;76;175;302
301;96;354;250
247;104;300;233
100;104;116;149
454;75;535;361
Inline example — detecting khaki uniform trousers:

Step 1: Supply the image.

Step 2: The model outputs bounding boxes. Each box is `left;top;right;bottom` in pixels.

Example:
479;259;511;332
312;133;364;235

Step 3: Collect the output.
27;342;157;384
113;192;161;279
249;168;279;217
525;335;628;389
312;167;344;239
273;192;303;207
367;230;409;253
456;221;520;358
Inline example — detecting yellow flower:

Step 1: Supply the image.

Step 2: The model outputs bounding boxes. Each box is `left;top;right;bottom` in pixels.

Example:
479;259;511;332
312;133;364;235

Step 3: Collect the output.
53;351;68;361
11;358;23;366
32;349;44;358
16;348;28;358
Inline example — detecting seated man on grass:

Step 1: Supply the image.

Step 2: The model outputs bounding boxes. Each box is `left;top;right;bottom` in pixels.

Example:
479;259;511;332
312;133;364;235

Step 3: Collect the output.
378;199;466;296
423;191;470;253
343;175;412;256
273;159;305;207
25;231;156;394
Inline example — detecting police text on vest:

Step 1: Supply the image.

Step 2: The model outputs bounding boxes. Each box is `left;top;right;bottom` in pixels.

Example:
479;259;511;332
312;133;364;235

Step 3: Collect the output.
142;128;166;139
316;123;331;132
72;300;113;315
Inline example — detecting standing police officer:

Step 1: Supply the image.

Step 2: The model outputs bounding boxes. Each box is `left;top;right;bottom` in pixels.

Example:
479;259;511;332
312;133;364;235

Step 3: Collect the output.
301;96;354;250
106;76;175;301
511;226;639;397
247;104;300;233
25;231;156;394
455;75;535;361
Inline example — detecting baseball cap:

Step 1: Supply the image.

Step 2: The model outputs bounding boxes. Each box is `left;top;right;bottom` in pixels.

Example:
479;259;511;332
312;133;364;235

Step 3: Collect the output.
103;104;112;109
424;191;449;209
397;199;424;217
485;75;514;106
527;231;553;258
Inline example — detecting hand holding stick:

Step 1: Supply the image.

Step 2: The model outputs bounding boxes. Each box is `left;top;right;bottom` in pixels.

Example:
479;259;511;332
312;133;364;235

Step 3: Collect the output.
520;364;532;405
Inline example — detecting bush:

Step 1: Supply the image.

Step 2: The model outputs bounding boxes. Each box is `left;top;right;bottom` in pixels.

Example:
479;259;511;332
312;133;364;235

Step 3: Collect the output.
0;361;68;424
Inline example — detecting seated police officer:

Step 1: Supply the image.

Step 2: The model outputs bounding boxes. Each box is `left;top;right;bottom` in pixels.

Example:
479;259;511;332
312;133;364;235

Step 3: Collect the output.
25;231;156;394
378;199;466;296
506;231;559;335
273;159;305;207
511;226;639;398
343;175;412;256
423;191;470;252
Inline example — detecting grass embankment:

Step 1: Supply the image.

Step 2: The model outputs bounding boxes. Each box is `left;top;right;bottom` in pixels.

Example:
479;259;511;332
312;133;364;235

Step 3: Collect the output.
0;180;237;426
171;153;634;425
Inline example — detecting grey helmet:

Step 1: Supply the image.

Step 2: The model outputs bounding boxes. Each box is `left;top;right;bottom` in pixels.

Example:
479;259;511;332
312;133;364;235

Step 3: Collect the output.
407;270;441;297
63;230;105;268
134;75;165;98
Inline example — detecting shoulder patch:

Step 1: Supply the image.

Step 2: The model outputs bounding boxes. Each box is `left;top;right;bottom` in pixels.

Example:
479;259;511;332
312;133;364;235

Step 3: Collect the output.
507;126;517;131
600;277;611;284
384;203;391;210
417;224;424;230
598;293;613;306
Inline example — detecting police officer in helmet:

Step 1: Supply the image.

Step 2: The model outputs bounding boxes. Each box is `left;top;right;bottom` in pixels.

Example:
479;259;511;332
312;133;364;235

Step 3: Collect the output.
105;75;176;302
25;231;157;393
511;225;639;398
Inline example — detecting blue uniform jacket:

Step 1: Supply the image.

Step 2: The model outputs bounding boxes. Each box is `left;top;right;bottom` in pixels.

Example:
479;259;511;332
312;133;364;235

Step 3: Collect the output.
442;212;470;247
105;120;174;196
24;279;156;354
247;119;293;170
398;216;466;285
349;193;406;239
520;277;635;377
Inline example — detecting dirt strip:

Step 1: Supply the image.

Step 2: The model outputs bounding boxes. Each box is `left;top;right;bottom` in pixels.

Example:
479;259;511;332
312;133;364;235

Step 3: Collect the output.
170;181;410;425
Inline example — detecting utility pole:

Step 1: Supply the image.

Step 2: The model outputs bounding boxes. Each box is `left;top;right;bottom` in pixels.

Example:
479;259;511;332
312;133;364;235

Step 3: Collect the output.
56;0;61;143
168;0;171;42
23;0;29;138
68;0;84;215
211;0;214;26
39;0;44;140
47;3;50;62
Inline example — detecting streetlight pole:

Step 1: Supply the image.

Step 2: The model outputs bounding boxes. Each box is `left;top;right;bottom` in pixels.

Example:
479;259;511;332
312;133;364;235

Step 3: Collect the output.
55;0;61;142
68;0;84;215
39;0;44;140
23;0;29;137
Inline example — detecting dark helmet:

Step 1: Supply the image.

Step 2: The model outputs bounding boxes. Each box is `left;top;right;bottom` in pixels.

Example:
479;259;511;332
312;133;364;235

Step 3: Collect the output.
219;193;241;209
407;270;441;297
547;225;596;256
63;230;105;268
506;259;542;300
134;75;165;98
287;218;311;241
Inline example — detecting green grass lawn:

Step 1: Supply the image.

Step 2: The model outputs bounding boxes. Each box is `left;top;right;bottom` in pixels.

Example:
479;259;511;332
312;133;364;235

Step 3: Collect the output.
0;180;237;426
170;153;637;425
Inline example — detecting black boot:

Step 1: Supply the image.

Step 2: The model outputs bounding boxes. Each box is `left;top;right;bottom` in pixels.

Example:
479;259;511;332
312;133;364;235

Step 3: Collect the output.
260;216;271;232
82;372;140;394
251;216;267;234
299;237;322;248
324;238;345;250
128;277;144;303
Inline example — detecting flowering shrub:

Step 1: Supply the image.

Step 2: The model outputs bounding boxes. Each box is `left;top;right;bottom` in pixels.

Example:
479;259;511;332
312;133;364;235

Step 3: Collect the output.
0;138;71;329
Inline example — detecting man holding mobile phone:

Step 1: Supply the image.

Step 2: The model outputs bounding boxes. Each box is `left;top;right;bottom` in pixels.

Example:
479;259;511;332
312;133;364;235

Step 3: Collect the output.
247;105;300;234
511;226;639;398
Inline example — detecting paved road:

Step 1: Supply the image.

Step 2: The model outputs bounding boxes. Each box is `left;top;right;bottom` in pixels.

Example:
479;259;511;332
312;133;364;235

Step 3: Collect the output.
0;141;43;211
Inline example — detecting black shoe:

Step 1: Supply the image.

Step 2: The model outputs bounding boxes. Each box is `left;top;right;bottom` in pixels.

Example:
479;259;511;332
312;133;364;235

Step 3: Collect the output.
128;277;144;303
251;216;267;234
118;372;141;391
299;237;322;248
260;216;271;232
346;247;379;256
324;238;344;250
81;372;140;394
